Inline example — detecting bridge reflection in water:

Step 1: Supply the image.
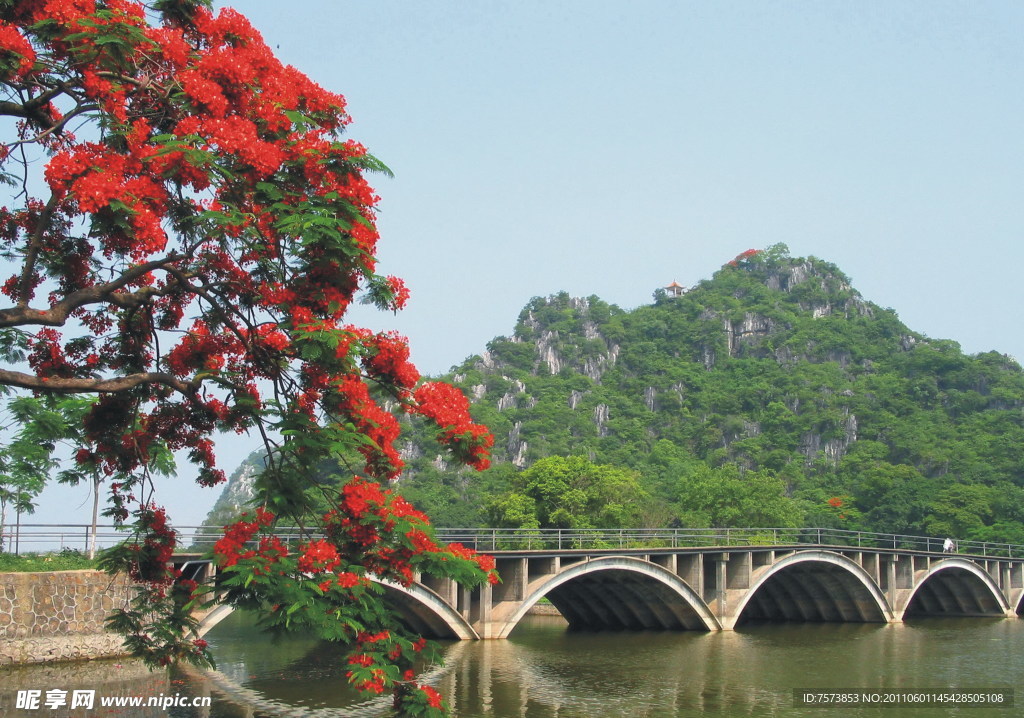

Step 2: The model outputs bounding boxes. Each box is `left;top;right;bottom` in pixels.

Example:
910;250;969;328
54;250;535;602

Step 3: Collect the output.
430;617;1023;718
190;528;1024;640
193;611;1024;717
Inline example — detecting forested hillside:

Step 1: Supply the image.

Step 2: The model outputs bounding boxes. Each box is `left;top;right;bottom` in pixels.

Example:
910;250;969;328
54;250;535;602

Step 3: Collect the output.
391;245;1024;542
205;245;1024;543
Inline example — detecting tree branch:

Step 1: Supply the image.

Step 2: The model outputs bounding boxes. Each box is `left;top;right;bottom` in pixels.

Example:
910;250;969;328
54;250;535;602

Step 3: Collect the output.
0;253;184;328
0;86;65;127
0;367;196;395
3;99;100;149
16;193;60;307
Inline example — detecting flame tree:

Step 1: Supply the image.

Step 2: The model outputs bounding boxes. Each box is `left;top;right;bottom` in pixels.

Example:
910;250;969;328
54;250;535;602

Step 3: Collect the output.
0;1;495;714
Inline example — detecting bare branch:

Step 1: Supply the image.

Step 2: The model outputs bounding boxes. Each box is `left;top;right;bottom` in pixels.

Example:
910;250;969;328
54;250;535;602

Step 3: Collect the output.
0;367;195;395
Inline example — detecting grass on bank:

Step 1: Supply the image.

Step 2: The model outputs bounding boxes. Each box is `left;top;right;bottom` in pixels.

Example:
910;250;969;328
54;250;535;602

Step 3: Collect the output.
0;548;99;573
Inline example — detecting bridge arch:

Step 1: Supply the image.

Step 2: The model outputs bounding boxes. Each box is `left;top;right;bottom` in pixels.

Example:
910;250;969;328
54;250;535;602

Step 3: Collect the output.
493;556;721;639
903;558;1009;618
377;580;480;639
732;550;895;627
196;579;478;640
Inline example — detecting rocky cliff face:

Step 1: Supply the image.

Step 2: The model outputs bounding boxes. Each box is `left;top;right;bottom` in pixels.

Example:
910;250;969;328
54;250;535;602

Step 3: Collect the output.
201;450;265;527
511;296;621;381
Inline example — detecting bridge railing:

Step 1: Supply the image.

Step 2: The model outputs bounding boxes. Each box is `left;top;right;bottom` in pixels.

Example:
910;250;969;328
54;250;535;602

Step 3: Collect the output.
3;524;1023;559
0;523;306;555
430;527;1024;558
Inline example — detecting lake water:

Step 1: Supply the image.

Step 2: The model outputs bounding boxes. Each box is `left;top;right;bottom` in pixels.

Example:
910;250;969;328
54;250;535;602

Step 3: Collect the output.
2;613;1020;717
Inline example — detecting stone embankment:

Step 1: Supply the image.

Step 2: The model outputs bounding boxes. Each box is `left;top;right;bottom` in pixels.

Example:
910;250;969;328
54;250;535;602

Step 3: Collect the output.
527;602;562;616
0;570;134;665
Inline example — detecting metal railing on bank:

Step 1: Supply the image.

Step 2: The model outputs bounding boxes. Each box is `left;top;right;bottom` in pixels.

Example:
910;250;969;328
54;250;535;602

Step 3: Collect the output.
3;524;1024;559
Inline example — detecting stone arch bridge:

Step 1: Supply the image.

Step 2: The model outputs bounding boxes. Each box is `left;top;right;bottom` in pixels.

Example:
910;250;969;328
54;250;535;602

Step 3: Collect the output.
179;529;1024;640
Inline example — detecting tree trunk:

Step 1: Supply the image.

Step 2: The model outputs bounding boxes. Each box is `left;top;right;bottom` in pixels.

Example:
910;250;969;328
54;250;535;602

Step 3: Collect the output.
89;476;100;560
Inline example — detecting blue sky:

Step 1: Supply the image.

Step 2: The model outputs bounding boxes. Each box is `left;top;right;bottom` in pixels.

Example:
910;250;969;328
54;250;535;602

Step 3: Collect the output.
249;0;1023;374
23;1;1024;531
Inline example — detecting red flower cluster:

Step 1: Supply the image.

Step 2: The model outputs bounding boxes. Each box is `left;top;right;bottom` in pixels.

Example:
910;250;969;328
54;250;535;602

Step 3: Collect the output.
45;138;170;257
406;529;439;554
827;496;848;520
0;22;35;78
318;477;500;588
447;542;500;585
727;248;762;267
212;508;275;568
362;331;420;391
334;374;403;477
128;505;177;585
297;539;341;573
26;328;76;378
385;276;410;311
413;382;494;470
165;321;237;376
421;685;445;709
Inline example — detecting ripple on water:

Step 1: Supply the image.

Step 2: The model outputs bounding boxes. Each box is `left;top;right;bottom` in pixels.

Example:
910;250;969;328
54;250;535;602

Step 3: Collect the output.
179;612;1024;718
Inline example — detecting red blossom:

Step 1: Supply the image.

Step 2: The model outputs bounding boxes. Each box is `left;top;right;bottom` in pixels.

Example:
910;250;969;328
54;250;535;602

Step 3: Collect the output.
0;22;36;78
413;382;493;470
385;275;410;310
362;331;419;389
297;539;341;573
728;248;762;267
336;571;363;588
421;685;444;709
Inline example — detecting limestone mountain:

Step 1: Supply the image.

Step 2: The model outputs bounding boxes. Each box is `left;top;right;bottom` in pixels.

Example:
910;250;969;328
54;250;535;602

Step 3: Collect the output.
200;448;267;529
396;244;1024;540
204;245;1024;543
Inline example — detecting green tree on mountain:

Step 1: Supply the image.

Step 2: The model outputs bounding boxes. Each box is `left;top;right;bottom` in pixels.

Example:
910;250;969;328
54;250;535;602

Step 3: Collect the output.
487;456;647;529
674;463;804;528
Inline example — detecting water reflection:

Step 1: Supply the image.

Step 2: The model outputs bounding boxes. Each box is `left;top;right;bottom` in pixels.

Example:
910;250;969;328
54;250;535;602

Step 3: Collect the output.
441;618;804;716
0;658;203;718
3;614;1020;717
435;617;1019;717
